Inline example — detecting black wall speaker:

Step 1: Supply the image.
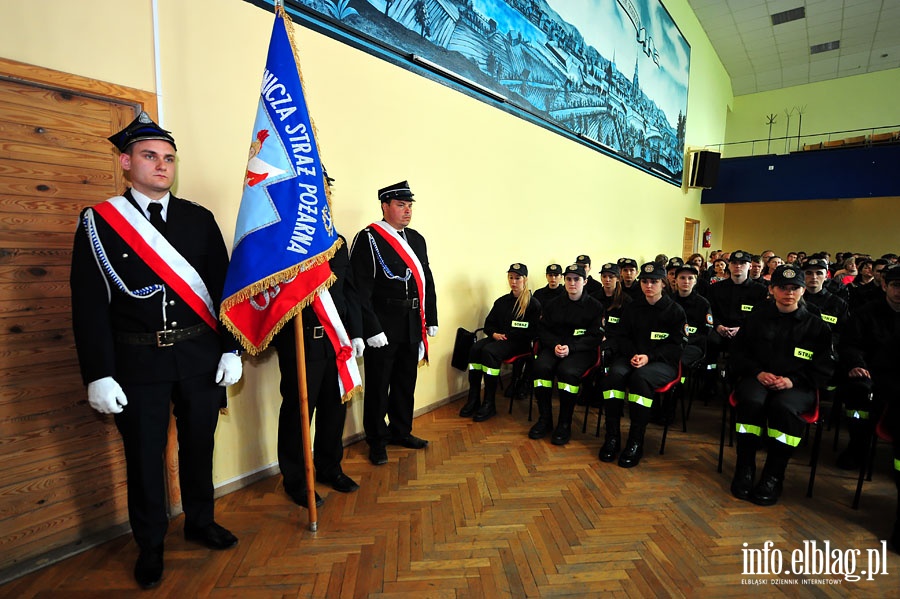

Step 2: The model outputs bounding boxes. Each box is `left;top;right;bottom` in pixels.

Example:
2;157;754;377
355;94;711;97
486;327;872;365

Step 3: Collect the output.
690;150;721;188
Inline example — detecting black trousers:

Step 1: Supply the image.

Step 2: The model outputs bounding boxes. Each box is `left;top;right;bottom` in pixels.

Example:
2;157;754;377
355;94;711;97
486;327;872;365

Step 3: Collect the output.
274;328;347;488
363;339;419;447
734;377;815;443
115;372;223;551
602;358;677;426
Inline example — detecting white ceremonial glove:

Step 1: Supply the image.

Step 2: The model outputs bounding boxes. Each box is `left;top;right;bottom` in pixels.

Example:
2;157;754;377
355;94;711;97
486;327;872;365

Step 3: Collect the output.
426;326;438;337
87;376;128;415
215;352;243;387
351;338;366;358
367;332;389;348
418;341;426;362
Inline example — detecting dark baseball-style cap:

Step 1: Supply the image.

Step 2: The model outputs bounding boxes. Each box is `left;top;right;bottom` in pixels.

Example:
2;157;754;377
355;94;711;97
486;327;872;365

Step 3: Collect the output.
638;262;666;280
564;264;586;279
769;264;806;287
508;263;528;277
545;264;562;275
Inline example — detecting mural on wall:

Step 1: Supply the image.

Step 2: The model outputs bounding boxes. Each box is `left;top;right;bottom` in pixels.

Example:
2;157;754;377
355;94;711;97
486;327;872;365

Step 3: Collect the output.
286;0;691;184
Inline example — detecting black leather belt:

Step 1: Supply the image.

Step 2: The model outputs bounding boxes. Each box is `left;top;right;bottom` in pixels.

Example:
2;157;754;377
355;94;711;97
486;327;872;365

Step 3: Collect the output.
305;325;325;339
115;323;210;347
378;297;419;309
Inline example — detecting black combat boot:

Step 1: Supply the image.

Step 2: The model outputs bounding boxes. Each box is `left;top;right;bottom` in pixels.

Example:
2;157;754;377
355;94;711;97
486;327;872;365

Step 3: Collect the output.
731;435;759;501
618;424;646;468
551;391;576;445
473;375;498;422
528;389;554;439
459;370;482;418
750;444;792;506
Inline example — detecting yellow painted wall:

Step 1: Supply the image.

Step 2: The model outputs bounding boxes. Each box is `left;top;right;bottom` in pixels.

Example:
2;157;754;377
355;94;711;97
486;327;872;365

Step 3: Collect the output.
723;197;900;259
2;0;731;484
719;70;900;256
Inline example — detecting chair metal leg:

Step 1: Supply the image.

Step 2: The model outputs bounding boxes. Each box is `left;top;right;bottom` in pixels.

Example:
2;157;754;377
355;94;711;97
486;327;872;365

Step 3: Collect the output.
806;419;824;498
717;398;728;473
852;432;878;509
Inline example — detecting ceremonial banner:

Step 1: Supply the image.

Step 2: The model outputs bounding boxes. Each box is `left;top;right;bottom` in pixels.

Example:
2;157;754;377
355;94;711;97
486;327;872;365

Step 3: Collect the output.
221;9;338;354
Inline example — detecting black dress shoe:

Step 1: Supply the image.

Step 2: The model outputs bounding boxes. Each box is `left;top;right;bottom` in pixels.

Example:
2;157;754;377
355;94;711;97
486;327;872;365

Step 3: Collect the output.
134;547;163;589
369;446;388;465
617;440;644;468
472;401;496;422
750;474;783;506
730;465;755;501
317;472;360;493
389;434;429;449
550;422;572;446
598;436;620;462
459;398;480;418
184;522;238;550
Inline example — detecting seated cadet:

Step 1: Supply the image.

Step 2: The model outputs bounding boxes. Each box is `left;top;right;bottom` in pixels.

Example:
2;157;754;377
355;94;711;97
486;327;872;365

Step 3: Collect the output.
531;264;604;445
748;255;765;284
599;262;686;468
533;263;565;307
576;254;604;297
729;264;834;506
673;264;713;369
666;257;684;294
461;263;541;422
617;257;642;300
802;257;849;444
836;264;900;512
706;250;768;358
848;258;878;311
591;262;631;331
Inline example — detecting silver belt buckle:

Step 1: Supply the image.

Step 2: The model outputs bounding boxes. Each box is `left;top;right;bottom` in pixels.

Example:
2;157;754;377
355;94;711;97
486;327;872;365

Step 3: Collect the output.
411;298;419;310
156;329;175;347
312;326;325;339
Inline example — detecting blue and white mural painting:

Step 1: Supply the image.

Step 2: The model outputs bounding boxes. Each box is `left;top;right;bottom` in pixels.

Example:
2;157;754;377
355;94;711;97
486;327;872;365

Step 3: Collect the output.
288;0;691;184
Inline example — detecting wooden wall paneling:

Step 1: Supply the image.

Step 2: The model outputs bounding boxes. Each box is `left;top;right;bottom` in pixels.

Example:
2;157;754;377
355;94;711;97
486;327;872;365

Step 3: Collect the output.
0;57;157;580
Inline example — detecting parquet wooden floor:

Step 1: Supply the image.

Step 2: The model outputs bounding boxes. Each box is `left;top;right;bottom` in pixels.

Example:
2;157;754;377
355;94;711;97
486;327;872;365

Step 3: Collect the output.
3;393;899;598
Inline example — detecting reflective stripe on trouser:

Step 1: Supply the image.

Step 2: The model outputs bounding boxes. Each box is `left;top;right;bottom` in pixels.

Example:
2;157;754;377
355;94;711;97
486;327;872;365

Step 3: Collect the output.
558;381;580;394
736;423;763;437
603;389;625;400
845;409;869;420
767;427;802;447
468;363;500;376
628;393;653;408
894;458;900;472
534;378;553;388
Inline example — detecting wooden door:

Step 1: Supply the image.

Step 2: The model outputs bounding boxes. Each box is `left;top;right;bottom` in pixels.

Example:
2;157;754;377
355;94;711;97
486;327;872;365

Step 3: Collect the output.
0;58;155;582
682;218;700;259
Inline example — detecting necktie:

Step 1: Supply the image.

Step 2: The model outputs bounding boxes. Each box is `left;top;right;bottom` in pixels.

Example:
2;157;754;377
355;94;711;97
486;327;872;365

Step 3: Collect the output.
147;202;166;235
398;229;406;241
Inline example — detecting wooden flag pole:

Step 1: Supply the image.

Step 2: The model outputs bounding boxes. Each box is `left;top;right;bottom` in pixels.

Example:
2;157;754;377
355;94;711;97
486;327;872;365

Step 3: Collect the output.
293;316;318;531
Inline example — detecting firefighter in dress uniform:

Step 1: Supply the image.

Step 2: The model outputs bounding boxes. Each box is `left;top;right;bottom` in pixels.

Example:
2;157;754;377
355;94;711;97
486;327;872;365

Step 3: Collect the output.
70;114;242;588
349;181;438;466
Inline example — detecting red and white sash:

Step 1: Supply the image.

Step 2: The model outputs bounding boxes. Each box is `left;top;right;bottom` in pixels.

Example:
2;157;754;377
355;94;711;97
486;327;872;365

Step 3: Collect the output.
91;196;218;331
369;221;429;364
310;289;362;402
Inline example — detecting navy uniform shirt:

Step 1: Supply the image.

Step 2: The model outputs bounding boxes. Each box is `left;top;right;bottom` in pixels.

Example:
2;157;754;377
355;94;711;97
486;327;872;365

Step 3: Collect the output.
483;292;541;347
608;294;687;369
539;293;604;353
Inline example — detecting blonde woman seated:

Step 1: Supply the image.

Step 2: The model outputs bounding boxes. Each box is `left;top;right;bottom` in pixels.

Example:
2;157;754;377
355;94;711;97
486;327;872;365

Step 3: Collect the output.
461;263;541;422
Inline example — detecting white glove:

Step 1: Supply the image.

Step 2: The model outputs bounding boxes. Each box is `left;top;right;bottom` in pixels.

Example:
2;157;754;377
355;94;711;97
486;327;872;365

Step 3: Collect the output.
367;332;389;348
215;352;243;386
87;376;128;414
426;326;438;337
351;338;365;358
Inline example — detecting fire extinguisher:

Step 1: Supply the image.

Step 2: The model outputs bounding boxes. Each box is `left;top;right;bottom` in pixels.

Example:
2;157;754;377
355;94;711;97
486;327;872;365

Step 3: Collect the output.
702;228;712;248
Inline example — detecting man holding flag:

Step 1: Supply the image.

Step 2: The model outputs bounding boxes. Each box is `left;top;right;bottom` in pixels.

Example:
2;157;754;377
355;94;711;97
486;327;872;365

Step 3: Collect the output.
351;182;438;466
220;7;362;519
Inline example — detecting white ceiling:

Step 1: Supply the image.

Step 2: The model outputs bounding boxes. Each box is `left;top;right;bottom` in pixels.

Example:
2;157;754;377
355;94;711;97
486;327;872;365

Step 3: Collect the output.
686;0;900;96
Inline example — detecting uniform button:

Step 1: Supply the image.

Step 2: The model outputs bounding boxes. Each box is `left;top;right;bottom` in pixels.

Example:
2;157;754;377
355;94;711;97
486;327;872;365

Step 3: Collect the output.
122;253;129;258
170;321;178;327
169;300;176;305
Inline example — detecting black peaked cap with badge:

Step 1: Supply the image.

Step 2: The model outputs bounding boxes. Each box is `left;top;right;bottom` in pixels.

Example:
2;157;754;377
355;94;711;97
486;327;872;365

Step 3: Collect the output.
729;250;751;263
108;111;177;152
600;262;620;276
638;262;666;280
378;181;414;202
546;264;562;275
769;264;806;287
508;263;528;277
565;264;586;278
